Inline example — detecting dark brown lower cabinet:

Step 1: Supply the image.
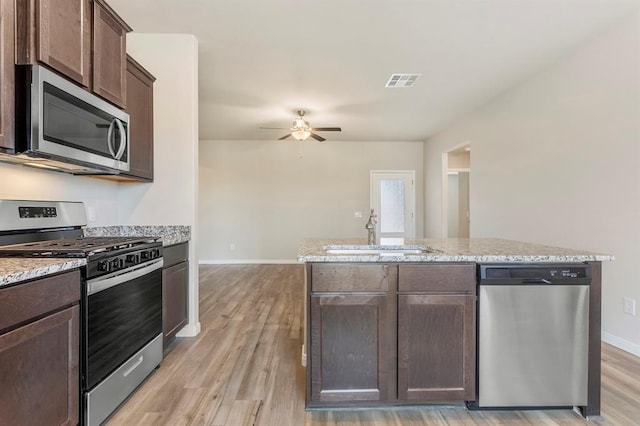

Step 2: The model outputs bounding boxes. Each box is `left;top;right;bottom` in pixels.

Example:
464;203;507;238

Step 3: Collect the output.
0;271;80;426
163;261;188;345
307;262;476;408
162;242;189;347
398;294;475;401
310;293;392;403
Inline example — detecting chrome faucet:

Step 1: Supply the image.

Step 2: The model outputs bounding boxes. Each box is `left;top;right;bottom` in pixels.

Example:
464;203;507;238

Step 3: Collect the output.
365;209;377;245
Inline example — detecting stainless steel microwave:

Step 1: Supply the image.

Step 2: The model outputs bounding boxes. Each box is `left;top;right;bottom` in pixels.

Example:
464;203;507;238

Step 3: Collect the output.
14;65;130;174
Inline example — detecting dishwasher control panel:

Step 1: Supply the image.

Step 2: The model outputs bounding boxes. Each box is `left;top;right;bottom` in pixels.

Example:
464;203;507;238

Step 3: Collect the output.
479;264;592;285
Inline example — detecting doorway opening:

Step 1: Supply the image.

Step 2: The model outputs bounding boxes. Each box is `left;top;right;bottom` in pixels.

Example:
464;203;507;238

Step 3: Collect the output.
370;170;416;241
442;145;470;238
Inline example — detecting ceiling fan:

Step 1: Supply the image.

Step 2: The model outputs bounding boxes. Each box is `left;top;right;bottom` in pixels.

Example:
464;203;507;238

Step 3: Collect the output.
260;110;341;142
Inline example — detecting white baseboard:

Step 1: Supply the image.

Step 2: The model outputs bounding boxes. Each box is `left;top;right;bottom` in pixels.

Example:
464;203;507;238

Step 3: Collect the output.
602;331;640;357
301;344;307;367
176;322;201;337
199;259;300;265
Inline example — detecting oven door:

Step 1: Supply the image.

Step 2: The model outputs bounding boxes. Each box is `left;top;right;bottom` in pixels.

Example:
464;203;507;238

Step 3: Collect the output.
84;259;163;390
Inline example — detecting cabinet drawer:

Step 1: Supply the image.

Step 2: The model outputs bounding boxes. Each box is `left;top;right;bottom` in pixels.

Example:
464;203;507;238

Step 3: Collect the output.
398;264;475;293
311;264;396;293
0;270;81;332
163;242;189;268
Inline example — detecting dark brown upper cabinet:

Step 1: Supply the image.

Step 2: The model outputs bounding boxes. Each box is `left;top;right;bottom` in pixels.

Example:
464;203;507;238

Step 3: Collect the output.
15;0;131;108
0;0;15;151
16;0;92;87
92;0;131;108
124;55;155;181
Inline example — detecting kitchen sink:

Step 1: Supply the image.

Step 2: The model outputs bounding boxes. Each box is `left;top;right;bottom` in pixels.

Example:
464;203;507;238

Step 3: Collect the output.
324;245;437;255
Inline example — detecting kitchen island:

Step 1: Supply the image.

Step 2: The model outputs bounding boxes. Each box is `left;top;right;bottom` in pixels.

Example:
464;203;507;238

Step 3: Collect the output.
298;238;612;419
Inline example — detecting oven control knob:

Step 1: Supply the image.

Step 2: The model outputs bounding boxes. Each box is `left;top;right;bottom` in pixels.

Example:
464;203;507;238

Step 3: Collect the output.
98;260;110;272
152;249;161;258
110;259;121;271
126;254;140;264
141;251;150;260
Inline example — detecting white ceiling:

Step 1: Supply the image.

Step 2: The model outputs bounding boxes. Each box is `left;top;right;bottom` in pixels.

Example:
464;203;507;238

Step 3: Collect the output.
109;0;637;142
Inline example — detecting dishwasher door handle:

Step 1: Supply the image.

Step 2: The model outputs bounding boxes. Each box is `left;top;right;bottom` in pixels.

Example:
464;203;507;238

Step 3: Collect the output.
522;278;552;285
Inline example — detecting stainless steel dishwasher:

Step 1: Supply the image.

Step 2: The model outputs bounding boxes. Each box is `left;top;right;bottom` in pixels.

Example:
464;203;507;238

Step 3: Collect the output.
474;264;591;409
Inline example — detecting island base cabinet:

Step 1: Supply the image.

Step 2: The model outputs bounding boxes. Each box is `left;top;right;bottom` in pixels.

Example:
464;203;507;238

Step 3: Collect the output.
397;294;475;401
309;294;392;403
0;305;79;426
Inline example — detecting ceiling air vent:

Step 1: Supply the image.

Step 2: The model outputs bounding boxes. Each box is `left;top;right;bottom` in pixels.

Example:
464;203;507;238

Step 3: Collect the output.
385;73;421;88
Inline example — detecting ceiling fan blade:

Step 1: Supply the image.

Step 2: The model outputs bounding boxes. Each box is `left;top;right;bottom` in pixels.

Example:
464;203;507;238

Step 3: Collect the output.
278;134;292;140
260;126;290;130
309;133;326;142
311;127;341;132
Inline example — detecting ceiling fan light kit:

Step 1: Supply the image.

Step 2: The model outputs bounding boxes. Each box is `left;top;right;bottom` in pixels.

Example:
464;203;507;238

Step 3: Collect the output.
292;129;311;141
260;110;342;142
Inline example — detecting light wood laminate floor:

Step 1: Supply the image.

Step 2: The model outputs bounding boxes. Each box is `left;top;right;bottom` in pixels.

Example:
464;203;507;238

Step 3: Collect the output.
106;264;640;425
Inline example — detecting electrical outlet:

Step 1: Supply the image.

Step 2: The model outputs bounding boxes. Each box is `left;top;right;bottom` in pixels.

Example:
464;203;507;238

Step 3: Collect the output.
623;297;636;316
87;206;96;222
229;243;236;251
354;211;363;218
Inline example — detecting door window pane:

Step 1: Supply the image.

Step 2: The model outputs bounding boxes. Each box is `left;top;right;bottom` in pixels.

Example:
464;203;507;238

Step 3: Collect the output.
380;179;405;233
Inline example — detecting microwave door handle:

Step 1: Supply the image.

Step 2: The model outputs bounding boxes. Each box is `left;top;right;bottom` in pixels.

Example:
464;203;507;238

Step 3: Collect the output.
107;119;117;158
114;118;127;160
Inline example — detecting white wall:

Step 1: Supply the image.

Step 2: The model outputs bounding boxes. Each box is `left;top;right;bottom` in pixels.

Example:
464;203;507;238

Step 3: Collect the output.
0;164;119;225
199;140;424;261
121;34;200;336
424;16;640;353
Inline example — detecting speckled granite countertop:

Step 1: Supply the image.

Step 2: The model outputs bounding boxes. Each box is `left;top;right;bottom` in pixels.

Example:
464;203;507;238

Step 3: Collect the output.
298;238;614;263
0;258;86;288
84;226;191;246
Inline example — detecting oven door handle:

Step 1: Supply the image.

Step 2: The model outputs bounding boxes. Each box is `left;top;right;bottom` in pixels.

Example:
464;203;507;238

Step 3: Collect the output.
87;259;164;295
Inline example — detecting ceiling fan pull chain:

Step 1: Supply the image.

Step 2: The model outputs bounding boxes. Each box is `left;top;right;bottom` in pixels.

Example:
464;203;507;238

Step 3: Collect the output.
298;140;304;159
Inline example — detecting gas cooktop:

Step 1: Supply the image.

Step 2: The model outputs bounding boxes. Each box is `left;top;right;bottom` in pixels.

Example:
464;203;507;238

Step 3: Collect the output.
0;236;160;258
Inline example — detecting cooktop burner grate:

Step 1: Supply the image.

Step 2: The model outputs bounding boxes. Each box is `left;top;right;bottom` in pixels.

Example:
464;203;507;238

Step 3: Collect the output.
0;236;159;257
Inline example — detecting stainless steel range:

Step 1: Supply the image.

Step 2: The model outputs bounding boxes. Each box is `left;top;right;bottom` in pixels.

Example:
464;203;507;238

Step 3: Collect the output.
0;200;163;426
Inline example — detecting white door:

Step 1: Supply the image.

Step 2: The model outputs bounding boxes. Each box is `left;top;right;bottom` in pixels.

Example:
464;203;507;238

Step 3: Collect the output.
370;170;415;241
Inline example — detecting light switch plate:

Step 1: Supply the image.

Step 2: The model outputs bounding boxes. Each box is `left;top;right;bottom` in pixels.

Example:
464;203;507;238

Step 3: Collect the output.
623;297;636;316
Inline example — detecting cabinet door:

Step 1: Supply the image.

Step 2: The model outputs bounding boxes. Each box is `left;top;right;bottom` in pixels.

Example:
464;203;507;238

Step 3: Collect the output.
16;0;91;87
310;294;392;403
163;261;188;345
124;55;155;180
0;0;15;151
398;294;475;401
0;305;79;426
92;0;130;107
